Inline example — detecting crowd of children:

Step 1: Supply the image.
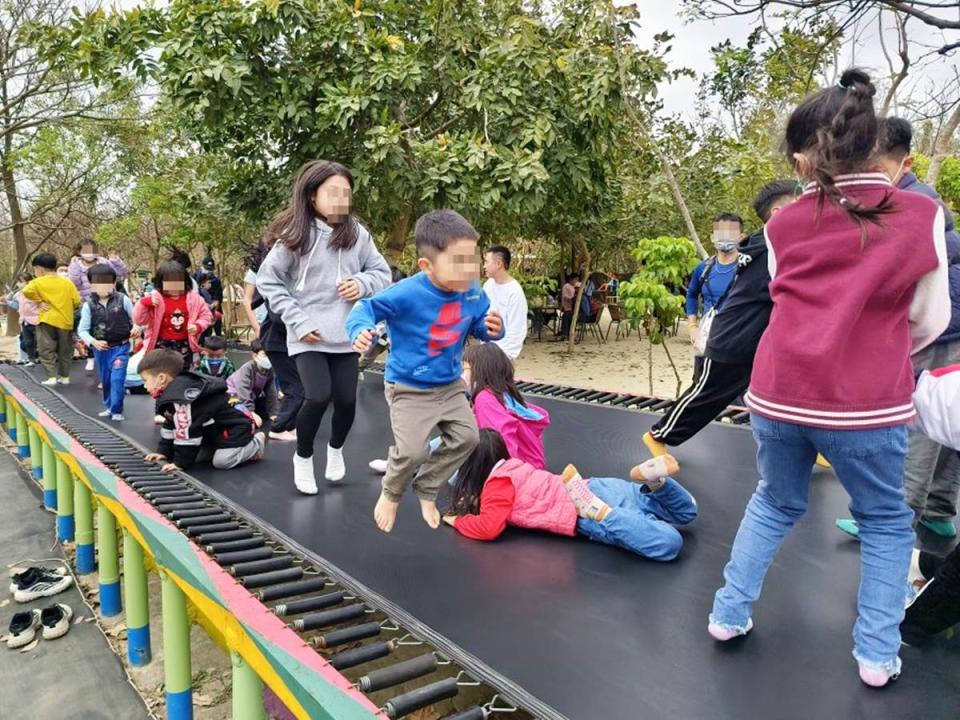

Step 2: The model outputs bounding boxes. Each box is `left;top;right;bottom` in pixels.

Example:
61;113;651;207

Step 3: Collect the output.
6;66;958;689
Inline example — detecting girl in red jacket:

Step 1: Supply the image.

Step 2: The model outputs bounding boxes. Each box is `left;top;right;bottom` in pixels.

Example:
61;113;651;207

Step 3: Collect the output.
442;429;694;561
709;69;949;689
133;261;213;372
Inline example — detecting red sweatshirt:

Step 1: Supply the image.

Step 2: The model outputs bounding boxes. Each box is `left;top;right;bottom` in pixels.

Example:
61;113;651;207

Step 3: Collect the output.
746;173;950;430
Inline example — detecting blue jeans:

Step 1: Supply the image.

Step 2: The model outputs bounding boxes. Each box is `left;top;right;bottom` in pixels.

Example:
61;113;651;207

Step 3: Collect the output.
96;344;130;415
575;477;698;561
711;414;914;674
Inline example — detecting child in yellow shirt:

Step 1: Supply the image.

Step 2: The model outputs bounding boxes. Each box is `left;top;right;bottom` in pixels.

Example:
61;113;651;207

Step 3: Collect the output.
22;253;81;385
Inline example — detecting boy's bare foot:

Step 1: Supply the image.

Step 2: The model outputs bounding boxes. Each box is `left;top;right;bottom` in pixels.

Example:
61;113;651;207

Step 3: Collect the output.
374;493;399;533
419;498;441;529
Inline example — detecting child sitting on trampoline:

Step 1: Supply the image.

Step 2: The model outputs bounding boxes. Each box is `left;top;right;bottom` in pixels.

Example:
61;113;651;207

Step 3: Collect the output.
348;209;503;533
443;428;693;561
139;348;265;472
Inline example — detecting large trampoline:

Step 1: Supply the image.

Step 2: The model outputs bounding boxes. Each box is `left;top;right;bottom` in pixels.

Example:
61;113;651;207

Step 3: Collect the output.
47;366;958;719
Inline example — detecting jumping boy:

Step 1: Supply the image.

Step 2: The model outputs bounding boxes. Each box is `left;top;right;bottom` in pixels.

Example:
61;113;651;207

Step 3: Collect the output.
22;253;81;385
77;265;136;421
347;209;503;532
139;348;265;472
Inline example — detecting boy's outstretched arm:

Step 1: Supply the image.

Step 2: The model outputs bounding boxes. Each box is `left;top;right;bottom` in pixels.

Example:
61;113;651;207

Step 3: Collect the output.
346;287;401;351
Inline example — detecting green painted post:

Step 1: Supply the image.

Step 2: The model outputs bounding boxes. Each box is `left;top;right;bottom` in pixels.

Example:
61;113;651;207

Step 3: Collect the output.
41;441;56;509
55;456;74;542
15;410;28;458
231;651;266;720
0;390;7;425
97;503;122;616
28;425;41;479
122;529;152;666
74;478;95;573
161;571;193;720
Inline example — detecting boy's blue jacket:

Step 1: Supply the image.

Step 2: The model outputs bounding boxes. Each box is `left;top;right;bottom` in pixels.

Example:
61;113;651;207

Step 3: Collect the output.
346;272;502;388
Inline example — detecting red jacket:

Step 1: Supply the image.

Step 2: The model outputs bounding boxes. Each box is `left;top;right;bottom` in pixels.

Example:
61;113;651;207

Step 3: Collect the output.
454;458;578;541
746;173;950;429
133;291;213;354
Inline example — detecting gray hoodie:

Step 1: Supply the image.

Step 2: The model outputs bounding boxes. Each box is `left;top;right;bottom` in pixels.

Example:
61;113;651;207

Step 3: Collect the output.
256;220;391;355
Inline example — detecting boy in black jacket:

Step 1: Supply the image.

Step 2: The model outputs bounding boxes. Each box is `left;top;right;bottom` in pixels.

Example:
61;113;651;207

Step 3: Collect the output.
139;349;265;472
644;180;797;455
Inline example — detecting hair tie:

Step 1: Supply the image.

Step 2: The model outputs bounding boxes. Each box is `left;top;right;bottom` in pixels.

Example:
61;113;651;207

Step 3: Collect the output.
839;196;850;206
836;80;848;90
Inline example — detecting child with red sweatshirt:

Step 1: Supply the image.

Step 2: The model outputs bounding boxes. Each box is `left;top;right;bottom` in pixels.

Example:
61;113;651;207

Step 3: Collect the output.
443;429;694;561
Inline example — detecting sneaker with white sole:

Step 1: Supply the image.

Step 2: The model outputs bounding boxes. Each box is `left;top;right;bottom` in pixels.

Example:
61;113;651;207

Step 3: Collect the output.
40;603;73;640
708;617;754;642
325;445;345;482
9;566;69;594
293;453;318;495
57;377;70;385
111;414;124;422
7;609;42;649
85;358;95;372
368;458;388;474
268;430;297;442
13;569;73;603
97;410;112;418
40;378;58;386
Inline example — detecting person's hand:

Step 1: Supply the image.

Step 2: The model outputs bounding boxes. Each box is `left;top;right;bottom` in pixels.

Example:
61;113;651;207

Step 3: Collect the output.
107;252;119;261
442;515;458;527
300;330;322;344
145;453;167;463
687;324;698;345
251;411;263;428
187;323;198;335
352;328;376;354
484;310;503;337
142;294;158;307
38;303;50;313
337;279;362;302
161;463;180;473
130;326;141;339
92;340;109;351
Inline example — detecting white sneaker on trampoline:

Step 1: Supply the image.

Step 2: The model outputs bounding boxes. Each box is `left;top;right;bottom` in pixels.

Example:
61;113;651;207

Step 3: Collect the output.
368;458;388;474
85;358;94;372
97;410;112;418
57;377;70;385
293;453;318;495
111;414;124;422
41;378;58;386
325;445;345;482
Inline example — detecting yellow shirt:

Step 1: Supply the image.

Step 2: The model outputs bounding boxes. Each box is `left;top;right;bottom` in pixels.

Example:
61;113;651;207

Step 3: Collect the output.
22;275;81;331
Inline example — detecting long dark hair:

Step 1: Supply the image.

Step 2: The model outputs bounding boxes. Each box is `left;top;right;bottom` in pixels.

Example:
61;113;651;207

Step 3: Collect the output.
265;160;359;254
152;261;191;293
463;343;526;408
449;428;510;516
245;240;268;273
785;68;892;235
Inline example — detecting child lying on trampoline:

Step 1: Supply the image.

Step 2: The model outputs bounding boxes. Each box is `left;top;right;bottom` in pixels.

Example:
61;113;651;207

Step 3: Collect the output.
442;428;694;561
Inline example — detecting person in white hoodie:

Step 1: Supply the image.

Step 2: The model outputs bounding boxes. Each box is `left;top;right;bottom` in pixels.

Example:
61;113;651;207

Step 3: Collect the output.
257;160;391;494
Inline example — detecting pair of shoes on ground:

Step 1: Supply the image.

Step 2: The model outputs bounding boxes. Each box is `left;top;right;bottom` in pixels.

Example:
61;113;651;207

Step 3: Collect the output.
837;516;957;539
9;566;73;603
96;410;124;421
40;377;70;387
293;446;345;494
6;604;73;648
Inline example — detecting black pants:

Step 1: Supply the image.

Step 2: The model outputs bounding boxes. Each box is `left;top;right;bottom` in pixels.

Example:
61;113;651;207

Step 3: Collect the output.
559;310;573;339
20;323;37;362
650;357;752;446
268;350;304;433
295;351;359;458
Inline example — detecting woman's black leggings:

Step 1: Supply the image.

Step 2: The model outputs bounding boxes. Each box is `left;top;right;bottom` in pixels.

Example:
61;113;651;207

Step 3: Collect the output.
294;351;359;458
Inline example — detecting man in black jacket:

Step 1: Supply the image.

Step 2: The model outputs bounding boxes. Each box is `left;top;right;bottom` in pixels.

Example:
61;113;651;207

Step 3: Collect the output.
644;180;797;456
140;349;265;471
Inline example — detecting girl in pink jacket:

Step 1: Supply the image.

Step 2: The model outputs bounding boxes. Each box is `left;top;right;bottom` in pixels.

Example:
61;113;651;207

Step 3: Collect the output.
133;261;212;371
443;428;695;561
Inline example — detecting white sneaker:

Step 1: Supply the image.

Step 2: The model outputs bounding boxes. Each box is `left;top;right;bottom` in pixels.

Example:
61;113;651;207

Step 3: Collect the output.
7;609;41;649
85;358;94;372
325;445;345;482
368;458;388;474
40;603;73;640
57;377;70;386
41;378;57;386
268;430;297;442
111;414;124;422
293;453;318;495
97;410;111;418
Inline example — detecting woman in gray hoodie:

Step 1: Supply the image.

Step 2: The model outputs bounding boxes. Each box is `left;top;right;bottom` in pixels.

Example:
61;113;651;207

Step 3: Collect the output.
257;160;391;494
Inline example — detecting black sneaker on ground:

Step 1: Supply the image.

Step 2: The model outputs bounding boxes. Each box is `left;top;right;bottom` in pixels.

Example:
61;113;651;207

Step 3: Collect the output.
8;566;69;594
40;603;73;640
901;576;960;645
7;609;42;648
13;569;73;603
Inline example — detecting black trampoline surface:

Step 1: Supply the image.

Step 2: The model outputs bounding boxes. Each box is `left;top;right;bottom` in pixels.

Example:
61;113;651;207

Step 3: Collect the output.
46;366;959;720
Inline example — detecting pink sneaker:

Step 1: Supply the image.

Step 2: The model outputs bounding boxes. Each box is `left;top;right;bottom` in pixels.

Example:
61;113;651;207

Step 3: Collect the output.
858;662;898;688
708;617;754;641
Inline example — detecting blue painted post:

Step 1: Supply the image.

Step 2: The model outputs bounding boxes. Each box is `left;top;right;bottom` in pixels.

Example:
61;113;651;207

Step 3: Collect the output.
123;529;151;666
97;502;122;617
161;570;193;720
56;457;74;542
74;478;95;574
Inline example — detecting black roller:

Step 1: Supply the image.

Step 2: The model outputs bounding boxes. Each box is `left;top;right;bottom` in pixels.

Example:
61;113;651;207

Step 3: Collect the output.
214;547;273;565
650;399;673;411
442;708;485;720
168;508;219;520
186;521;241;537
383;678;458;719
293;603;364;631
156;502;208;512
358;653;437;693
228;556;293;577
255;577;327;602
124;474;175;482
139;484;188;494
153;495;205;506
273;591;344;617
131;481;183;490
177;513;232;529
239;567;302;589
328;641;392;671
206;537;264;554
314;621;380;649
197;529;253;544
145;489;195;499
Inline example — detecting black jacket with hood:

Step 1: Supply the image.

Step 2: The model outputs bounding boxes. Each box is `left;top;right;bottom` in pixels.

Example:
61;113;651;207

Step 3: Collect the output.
156;371;255;469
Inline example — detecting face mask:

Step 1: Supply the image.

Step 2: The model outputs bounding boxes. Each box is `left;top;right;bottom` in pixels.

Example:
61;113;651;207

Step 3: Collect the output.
715;240;738;253
149;383;166;399
254;353;272;371
206;358;224;369
889;157;907;186
81;253;96;262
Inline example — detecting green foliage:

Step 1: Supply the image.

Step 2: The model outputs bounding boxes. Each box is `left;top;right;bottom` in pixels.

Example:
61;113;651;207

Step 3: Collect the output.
619;236;697;343
515;272;558;306
913;154;960;213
